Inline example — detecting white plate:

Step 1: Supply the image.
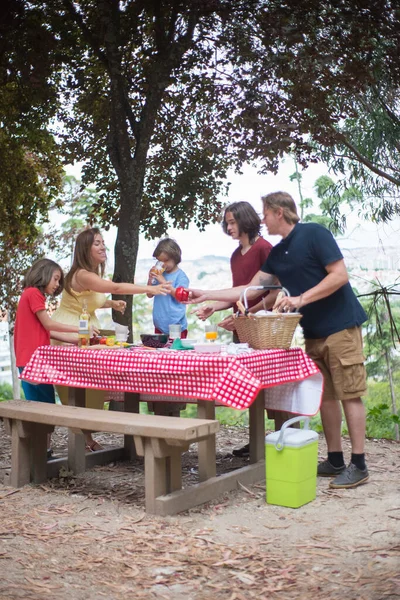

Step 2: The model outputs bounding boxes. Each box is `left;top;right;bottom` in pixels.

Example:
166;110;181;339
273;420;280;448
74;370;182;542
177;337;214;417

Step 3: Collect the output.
194;343;222;354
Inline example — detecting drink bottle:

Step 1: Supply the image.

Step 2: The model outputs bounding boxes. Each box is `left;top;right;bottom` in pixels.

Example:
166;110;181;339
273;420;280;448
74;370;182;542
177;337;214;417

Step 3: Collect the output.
152;260;165;284
78;300;91;347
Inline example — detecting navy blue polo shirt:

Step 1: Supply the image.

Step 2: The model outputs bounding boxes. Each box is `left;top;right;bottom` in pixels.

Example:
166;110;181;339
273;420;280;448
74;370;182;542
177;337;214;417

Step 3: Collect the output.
261;222;367;339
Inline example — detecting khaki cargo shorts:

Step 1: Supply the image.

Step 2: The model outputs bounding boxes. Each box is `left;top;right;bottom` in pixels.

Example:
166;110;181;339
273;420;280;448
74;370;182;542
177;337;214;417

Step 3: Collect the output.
305;327;367;402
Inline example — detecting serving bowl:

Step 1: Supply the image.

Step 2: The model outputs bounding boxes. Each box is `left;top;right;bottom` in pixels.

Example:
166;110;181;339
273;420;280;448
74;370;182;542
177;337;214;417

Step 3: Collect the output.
140;333;168;348
180;339;198;348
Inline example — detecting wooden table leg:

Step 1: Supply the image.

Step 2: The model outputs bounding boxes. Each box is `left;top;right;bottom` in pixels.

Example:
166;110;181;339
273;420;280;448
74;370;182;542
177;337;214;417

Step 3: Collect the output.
197;400;216;481
67;386;86;474
124;392;140;460
249;390;265;463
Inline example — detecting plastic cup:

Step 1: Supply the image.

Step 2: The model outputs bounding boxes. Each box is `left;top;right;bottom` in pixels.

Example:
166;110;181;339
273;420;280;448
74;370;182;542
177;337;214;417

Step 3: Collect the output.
205;323;218;342
114;323;129;344
169;324;181;340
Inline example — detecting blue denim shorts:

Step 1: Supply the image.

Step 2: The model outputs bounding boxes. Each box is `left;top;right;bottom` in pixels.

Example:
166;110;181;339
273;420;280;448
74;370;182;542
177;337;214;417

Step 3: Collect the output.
18;367;55;404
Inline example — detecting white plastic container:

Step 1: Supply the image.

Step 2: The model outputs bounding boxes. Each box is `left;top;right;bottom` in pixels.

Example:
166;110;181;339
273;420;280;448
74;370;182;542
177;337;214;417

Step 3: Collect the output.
194;343;222;354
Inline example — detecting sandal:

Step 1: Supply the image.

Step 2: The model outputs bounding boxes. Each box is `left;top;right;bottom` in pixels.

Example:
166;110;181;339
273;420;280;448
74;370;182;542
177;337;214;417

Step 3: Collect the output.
85;441;104;452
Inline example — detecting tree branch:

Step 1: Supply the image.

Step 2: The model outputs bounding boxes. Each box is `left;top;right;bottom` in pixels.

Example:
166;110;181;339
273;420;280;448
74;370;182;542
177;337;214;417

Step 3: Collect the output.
332;127;400;187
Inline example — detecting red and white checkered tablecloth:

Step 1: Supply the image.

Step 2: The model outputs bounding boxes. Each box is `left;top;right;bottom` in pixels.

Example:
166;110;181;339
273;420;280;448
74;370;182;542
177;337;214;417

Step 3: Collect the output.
21;346;321;411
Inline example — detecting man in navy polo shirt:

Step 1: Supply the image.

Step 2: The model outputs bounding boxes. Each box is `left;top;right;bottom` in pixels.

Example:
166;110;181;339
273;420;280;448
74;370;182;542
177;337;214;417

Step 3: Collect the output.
190;191;369;489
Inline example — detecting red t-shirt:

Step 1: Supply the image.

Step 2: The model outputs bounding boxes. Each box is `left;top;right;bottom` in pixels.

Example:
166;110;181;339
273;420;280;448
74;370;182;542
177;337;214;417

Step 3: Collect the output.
14;287;50;367
231;237;273;311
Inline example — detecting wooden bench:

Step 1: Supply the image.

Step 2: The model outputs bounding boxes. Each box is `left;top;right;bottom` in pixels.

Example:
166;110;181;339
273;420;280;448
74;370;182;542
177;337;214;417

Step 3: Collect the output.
0;399;219;515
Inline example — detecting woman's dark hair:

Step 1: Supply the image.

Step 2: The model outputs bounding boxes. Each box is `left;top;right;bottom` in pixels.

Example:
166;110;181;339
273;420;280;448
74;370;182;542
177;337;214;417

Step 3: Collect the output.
23;258;64;296
222;201;261;243
153;238;182;264
64;227;106;295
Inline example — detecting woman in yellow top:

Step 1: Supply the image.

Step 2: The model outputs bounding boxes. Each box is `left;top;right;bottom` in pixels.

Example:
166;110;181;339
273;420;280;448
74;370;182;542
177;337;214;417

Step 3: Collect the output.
52;227;171;451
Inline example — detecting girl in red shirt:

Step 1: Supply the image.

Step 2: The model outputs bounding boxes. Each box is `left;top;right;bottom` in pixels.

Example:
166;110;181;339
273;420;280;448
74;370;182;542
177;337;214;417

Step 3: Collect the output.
14;258;79;456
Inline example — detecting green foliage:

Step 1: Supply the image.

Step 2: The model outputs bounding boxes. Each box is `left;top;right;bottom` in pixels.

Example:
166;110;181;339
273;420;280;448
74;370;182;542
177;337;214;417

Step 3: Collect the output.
0;0;64;246
0;382;14;401
365;397;400;440
252;1;400;209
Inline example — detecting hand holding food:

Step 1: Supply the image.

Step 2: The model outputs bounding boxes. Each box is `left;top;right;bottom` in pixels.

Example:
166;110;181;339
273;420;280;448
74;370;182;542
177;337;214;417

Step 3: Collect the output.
151;282;172;296
175;286;189;302
112;300;126;314
191;304;215;320
273;291;303;313
217;315;236;332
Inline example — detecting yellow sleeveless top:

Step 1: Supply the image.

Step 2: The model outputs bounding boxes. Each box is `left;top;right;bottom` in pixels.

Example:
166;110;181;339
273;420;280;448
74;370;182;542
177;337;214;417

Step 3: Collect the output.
51;289;108;409
51;289;107;330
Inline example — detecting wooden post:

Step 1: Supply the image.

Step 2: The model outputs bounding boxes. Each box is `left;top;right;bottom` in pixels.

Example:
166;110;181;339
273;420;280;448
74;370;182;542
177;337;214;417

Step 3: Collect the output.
124;392;140;459
10;420;31;487
197;400;216;481
249;391;265;463
67;387;86;473
143;438;168;514
31;424;53;483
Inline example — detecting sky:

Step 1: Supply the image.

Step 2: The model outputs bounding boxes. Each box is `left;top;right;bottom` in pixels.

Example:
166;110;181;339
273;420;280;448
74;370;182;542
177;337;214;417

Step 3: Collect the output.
66;157;400;263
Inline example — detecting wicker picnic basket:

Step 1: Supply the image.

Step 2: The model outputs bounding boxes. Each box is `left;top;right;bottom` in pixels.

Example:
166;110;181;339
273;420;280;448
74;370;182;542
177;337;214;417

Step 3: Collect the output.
234;286;302;350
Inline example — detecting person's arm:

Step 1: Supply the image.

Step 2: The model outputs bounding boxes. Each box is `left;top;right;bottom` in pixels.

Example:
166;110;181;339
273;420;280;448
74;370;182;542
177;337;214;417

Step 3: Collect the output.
50;332;79;344
75;269;171;296
273;259;350;312
192;300;233;321
188;271;278;304
37;310;79;334
101;299;126;313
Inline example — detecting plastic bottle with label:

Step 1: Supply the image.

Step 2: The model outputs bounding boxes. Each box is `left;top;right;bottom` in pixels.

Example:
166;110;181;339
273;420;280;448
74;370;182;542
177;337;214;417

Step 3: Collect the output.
152;260;165;284
78;300;91;347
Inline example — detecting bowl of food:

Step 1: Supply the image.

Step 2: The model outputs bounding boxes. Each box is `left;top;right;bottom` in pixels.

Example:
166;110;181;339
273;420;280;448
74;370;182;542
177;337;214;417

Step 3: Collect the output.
140;333;168;348
180;339;198;348
99;329;116;337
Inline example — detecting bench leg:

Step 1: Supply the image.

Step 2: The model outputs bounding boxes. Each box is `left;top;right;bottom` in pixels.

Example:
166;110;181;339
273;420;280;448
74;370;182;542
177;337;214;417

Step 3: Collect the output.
10;420;31;487
143;439;168;514
197;400;216;481
139;437;186;514
167;449;182;492
31;424;53;484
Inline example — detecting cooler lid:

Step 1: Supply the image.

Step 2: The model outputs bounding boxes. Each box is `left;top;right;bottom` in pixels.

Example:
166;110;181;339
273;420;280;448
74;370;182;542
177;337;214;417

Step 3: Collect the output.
265;427;318;448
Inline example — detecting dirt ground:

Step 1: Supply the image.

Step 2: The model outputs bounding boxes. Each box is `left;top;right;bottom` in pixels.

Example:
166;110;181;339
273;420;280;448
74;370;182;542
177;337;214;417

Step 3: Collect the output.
0;421;399;600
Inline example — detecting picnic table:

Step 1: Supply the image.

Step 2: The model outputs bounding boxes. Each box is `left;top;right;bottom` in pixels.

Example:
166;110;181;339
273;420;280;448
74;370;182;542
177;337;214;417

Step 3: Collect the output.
20;345;322;511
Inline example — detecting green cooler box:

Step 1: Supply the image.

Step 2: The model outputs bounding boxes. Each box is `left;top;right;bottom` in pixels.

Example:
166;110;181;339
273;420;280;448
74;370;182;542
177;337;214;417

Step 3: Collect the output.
265;417;318;508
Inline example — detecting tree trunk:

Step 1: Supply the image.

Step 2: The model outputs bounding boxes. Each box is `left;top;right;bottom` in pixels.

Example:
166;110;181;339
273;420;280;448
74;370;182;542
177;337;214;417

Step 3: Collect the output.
112;177;142;341
385;348;399;441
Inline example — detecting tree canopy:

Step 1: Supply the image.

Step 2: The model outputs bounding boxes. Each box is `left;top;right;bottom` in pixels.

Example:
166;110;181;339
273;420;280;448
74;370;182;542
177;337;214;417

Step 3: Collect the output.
2;0;400;331
0;0;64;245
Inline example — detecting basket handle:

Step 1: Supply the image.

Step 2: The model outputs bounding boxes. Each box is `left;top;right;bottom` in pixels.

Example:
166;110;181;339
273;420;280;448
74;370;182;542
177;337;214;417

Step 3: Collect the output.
274;416;310;451
240;285;290;312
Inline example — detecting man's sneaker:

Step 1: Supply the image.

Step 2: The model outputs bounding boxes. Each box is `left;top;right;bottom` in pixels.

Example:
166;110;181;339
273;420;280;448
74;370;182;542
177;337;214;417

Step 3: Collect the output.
329;463;369;489
317;459;346;477
232;443;250;457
